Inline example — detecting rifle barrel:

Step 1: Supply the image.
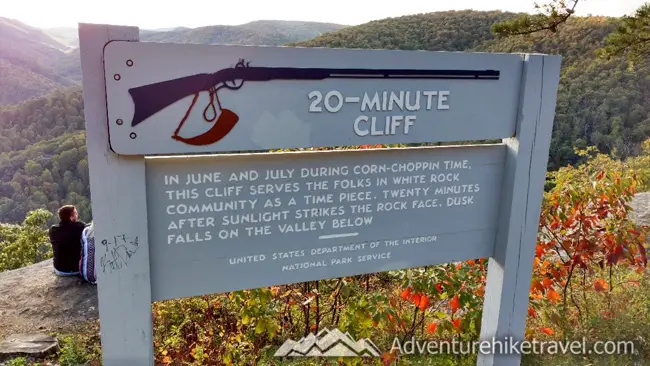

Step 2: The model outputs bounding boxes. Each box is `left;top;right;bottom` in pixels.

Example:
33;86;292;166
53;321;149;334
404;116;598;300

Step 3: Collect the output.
213;67;499;84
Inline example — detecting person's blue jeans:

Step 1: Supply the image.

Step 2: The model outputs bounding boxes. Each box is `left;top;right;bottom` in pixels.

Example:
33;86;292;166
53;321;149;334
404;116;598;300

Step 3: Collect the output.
54;268;80;277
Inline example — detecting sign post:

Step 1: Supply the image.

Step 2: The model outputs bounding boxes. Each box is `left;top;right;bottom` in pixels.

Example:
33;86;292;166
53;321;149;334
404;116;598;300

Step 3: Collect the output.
79;23;561;366
477;54;561;366
78;24;153;365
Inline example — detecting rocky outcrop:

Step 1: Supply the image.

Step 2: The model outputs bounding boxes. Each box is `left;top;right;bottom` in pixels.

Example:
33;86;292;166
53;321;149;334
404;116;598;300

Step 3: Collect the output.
631;192;650;226
0;334;58;361
0;259;97;341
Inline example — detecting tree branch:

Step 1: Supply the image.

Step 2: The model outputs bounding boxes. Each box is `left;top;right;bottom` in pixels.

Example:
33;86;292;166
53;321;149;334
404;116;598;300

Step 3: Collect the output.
493;0;580;37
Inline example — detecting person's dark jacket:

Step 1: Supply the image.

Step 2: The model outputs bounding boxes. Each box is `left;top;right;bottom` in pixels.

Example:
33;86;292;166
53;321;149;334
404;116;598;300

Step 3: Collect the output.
49;220;87;273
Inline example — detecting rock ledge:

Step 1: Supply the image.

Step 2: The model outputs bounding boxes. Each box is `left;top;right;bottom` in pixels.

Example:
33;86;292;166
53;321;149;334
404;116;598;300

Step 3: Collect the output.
0;259;97;341
0;333;58;361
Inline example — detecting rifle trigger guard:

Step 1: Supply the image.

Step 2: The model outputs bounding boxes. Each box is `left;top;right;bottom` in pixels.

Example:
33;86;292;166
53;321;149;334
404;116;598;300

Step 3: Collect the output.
223;79;245;91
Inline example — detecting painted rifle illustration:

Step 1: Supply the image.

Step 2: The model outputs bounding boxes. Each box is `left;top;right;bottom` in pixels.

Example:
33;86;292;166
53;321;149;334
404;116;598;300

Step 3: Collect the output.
128;59;500;146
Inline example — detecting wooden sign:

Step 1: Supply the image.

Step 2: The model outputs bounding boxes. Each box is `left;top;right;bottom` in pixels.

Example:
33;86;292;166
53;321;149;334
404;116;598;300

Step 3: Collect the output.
79;24;562;366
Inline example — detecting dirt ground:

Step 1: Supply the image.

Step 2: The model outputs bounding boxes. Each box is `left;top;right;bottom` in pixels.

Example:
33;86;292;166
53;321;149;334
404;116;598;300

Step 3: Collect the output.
0;259;98;341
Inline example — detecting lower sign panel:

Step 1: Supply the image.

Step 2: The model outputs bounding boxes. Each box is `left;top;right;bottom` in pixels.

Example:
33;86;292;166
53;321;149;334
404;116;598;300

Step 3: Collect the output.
145;145;505;301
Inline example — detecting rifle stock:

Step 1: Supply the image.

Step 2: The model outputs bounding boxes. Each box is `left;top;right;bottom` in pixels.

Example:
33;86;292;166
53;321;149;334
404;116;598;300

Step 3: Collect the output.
129;73;213;127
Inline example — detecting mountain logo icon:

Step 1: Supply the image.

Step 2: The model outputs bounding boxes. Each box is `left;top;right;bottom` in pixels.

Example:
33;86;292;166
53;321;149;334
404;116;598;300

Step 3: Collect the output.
274;328;382;357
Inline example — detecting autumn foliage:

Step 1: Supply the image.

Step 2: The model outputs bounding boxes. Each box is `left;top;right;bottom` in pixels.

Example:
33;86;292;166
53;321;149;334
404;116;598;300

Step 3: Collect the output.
528;147;649;335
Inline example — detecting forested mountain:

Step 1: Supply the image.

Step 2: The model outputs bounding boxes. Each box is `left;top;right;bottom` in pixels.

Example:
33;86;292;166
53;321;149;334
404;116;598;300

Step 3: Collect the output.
0;18;346;223
0;88;84;154
139;20;346;45
43;27;79;48
294;11;650;170
0;18;78;105
44;21;345;49
2;19;346;107
475;16;650;168
291;10;516;51
0;132;90;224
0;88;89;223
2;10;650;224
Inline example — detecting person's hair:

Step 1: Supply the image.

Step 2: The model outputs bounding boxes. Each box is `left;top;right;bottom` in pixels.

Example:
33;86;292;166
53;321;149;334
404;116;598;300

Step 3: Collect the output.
58;205;77;221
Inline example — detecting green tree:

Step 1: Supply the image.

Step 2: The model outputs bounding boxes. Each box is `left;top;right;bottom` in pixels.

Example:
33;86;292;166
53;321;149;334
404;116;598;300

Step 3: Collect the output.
493;1;650;60
492;0;580;36
0;208;53;272
599;4;650;61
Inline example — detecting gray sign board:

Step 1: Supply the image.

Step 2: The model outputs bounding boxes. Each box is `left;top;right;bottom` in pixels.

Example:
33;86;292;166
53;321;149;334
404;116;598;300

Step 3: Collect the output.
103;41;524;155
145;145;505;301
80;23;562;366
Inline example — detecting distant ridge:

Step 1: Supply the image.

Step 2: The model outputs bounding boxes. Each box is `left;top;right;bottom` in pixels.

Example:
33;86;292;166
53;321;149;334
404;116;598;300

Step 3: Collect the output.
0;17;77;105
2;18;346;106
0;17;70;52
42;26;79;48
138;19;346;45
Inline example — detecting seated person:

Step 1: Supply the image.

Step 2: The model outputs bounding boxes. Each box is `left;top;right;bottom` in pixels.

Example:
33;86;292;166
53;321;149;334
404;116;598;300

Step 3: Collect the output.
49;205;86;276
79;221;97;284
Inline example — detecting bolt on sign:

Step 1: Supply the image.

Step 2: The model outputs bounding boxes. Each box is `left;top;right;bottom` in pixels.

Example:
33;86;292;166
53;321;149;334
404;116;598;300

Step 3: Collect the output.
78;24;561;366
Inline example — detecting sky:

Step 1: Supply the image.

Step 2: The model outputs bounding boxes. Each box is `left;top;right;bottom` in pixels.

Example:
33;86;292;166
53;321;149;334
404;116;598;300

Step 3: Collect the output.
2;0;647;30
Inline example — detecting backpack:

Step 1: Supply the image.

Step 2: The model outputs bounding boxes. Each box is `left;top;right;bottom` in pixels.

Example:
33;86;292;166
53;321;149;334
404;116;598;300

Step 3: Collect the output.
79;222;97;284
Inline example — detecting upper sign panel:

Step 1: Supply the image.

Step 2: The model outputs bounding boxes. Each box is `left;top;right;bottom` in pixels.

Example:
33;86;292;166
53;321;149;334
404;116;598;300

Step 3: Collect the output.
103;41;524;155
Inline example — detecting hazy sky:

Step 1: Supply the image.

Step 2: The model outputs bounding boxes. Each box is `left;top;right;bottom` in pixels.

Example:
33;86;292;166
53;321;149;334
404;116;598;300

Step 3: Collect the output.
3;0;647;29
